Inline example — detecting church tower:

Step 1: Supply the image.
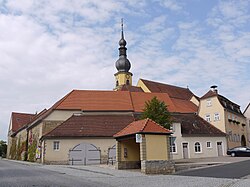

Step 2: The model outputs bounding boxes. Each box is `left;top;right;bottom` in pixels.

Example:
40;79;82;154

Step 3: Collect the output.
114;19;133;90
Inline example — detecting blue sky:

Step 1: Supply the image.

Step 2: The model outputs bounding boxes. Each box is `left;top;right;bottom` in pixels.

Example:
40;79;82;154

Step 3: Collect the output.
0;0;250;140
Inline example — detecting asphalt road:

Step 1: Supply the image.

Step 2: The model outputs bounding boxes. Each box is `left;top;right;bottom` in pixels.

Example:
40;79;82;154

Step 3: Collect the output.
176;159;250;179
0;159;108;187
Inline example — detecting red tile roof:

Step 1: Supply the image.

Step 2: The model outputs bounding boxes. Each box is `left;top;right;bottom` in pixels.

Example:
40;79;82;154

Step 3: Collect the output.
130;92;176;112
140;79;195;100
55;90;134;111
172;113;226;136
117;85;144;92
11;112;36;132
53;90;197;113
43;115;135;138
171;98;198;113
114;118;171;138
200;90;217;99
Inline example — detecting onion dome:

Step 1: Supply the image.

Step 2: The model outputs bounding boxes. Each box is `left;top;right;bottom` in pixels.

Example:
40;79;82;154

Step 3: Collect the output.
115;19;131;72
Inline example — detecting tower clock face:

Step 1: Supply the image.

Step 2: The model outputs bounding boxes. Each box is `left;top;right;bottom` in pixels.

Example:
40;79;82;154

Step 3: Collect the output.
125;74;130;79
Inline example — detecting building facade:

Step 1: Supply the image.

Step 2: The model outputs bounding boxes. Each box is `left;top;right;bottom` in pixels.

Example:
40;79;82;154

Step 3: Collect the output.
198;86;248;149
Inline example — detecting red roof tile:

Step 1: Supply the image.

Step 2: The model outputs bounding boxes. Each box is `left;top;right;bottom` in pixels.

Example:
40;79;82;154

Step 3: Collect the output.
117;85;144;92
43;115;135;138
140;79;195;100
114;118;171;138
130;92;176;112
171;98;198;113
11;112;35;132
55;90;134;111
200;90;217;99
172;113;226;136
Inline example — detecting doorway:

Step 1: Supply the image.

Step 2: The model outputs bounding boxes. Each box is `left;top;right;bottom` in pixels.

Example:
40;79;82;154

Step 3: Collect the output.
182;143;189;159
217;142;223;156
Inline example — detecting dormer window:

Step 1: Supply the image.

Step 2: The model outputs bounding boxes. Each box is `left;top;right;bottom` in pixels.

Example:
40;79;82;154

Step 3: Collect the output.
206;99;212;107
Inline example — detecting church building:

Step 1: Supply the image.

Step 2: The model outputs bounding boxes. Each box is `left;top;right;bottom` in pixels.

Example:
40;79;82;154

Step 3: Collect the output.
8;22;239;169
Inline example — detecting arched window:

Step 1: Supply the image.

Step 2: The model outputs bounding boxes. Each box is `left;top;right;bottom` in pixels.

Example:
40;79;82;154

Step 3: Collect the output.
116;80;119;87
126;79;129;85
194;142;201;153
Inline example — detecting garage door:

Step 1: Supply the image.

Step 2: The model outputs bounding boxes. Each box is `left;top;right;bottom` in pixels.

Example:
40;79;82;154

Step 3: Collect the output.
69;143;101;165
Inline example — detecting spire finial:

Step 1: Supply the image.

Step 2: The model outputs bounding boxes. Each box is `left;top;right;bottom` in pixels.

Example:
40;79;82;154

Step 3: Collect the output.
121;18;124;39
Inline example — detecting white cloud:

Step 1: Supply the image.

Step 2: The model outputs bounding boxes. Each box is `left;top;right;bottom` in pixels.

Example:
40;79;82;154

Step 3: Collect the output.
0;0;250;140
158;0;182;11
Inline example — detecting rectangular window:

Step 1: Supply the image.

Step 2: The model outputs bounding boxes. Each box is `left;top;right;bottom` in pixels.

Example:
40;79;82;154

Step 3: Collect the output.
206;142;212;148
170;143;177;153
214;113;220;121
228;114;231;119
206;99;212;107
205;114;211;122
53;141;60;151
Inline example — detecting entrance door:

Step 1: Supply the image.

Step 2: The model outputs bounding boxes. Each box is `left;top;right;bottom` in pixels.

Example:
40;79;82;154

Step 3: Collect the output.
217;142;223;156
69;143;100;165
241;135;246;146
182;143;189;159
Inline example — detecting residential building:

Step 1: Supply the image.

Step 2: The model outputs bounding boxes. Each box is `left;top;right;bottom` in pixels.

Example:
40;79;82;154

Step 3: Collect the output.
170;113;227;159
243;103;250;144
198;86;248;149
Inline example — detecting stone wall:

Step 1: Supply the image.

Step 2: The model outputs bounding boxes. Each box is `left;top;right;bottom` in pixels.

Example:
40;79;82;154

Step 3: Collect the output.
116;161;141;170
141;160;175;174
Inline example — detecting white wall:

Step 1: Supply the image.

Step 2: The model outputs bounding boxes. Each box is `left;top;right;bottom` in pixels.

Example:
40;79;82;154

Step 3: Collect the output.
171;123;227;160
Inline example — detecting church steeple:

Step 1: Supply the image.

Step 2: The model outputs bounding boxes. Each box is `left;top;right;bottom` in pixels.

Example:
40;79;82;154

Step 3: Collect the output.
114;19;133;90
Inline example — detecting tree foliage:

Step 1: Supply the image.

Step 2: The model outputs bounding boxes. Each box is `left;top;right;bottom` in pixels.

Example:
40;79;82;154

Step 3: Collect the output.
0;140;7;158
141;96;172;129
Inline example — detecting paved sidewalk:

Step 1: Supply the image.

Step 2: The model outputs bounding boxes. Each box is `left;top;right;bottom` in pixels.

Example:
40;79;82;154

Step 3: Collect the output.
4;158;250;187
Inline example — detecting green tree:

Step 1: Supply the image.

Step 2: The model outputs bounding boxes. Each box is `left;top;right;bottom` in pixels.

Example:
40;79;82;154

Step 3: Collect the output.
141;96;172;129
0;140;7;158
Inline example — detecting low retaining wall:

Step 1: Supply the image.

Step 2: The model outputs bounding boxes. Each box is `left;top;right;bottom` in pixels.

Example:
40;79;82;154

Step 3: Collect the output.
141;160;175;174
116;161;141;169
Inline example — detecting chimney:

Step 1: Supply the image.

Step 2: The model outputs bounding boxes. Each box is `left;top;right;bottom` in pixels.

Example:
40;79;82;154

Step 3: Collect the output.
210;85;218;94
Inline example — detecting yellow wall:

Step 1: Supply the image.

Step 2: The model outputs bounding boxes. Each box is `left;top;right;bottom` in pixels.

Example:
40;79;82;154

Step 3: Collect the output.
120;139;140;161
145;134;168;160
198;95;248;148
190;96;199;106
115;72;132;87
198;96;226;132
137;79;151;93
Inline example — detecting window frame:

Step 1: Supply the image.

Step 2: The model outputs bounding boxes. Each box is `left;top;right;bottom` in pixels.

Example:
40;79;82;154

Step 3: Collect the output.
205;114;211;122
214;113;220;121
53;141;60;151
206;99;212;107
194;142;202;153
206;141;212;148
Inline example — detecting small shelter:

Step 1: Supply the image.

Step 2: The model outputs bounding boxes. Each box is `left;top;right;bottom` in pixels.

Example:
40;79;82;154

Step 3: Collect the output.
114;118;175;174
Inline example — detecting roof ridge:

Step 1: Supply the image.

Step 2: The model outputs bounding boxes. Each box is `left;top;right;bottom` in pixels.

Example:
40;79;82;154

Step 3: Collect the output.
141;118;149;132
149;118;170;131
128;90;135;112
115;119;136;137
141;78;190;90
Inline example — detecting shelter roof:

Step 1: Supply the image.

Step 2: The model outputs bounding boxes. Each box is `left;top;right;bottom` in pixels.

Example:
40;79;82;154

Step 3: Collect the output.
114;118;171;138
